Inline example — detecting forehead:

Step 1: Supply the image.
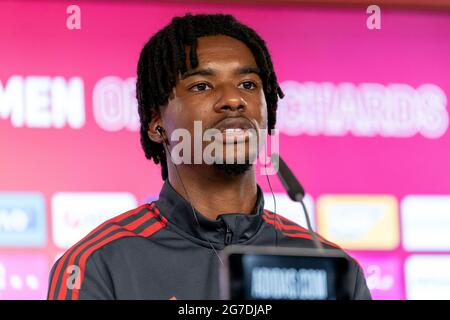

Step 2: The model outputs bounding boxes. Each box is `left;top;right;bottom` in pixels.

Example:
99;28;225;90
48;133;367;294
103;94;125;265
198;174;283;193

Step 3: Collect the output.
186;35;258;69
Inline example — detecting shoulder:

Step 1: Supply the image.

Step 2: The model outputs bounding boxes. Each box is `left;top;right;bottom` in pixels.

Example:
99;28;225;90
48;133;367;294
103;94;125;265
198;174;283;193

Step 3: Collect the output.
61;202;167;255
48;202;167;300
261;209;342;250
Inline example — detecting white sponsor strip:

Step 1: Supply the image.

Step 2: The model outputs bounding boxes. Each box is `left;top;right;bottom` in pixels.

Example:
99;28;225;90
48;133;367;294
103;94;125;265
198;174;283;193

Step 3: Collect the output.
51;192;137;249
405;255;450;300
402;195;450;251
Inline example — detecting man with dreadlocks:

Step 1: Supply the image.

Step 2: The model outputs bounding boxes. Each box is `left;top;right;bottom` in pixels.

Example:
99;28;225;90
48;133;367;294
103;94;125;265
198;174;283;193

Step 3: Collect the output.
48;13;371;300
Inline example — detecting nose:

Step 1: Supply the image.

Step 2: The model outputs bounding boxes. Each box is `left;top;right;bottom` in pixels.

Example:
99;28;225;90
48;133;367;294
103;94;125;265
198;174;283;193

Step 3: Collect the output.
214;84;247;113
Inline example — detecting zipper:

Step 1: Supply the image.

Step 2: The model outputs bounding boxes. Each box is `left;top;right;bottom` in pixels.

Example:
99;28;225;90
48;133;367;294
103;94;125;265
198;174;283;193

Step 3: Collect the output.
225;227;233;245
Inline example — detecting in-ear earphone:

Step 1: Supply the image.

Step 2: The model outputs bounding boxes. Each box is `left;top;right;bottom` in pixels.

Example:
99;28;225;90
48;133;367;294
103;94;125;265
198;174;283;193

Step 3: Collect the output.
156;125;169;146
156;125;165;136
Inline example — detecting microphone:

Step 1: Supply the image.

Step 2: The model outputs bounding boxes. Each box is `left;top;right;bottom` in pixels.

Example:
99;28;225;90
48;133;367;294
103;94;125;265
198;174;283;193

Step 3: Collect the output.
270;153;305;202
270;153;324;251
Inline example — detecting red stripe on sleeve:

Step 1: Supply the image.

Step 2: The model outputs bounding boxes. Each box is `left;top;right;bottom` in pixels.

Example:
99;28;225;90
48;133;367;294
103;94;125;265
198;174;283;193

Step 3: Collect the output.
49;203;158;300
71;219;166;300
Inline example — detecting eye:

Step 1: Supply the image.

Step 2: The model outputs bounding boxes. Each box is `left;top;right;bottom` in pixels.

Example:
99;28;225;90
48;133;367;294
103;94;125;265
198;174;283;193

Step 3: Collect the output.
190;82;211;92
239;81;257;90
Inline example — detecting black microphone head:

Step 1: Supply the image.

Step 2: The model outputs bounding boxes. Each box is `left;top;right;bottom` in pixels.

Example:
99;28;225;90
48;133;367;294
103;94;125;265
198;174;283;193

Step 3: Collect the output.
271;153;305;202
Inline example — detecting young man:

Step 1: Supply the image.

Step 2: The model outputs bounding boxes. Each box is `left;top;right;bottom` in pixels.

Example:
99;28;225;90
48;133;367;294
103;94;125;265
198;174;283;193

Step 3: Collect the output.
48;13;371;300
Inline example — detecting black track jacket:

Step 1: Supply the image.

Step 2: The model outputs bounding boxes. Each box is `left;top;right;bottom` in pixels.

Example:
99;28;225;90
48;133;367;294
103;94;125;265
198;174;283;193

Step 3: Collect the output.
48;181;371;300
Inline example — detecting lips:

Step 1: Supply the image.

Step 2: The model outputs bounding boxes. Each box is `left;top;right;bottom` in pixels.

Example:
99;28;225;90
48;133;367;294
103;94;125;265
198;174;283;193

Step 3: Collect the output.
214;117;254;132
213;117;255;144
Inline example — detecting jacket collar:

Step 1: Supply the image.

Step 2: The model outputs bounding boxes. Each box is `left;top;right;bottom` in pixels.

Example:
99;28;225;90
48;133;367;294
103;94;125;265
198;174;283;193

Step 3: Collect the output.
155;180;265;246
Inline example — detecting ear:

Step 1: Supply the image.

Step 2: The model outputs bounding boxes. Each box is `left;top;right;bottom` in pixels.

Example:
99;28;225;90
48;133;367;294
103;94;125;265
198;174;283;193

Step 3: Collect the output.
147;112;164;144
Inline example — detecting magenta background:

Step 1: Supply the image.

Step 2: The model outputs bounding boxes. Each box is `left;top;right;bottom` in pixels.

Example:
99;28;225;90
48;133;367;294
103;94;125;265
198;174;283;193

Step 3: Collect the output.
0;254;49;300
348;252;404;299
1;0;450;299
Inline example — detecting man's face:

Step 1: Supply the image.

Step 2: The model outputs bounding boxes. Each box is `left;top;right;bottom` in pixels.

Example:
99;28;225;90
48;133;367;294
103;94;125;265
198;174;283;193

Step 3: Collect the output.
159;35;267;173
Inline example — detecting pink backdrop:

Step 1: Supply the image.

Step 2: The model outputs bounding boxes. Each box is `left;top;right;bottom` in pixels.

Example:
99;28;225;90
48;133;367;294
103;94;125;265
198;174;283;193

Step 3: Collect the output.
1;0;450;299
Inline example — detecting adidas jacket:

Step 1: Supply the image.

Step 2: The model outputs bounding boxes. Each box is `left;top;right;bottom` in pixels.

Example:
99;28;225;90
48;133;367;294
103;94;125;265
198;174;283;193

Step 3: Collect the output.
47;181;371;300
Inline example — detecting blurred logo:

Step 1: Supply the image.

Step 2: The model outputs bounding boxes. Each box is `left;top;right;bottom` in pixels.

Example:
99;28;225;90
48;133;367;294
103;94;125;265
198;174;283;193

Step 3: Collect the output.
0;192;46;247
317;195;399;250
402;195;450;251
51;192;137;249
366;265;394;290
0;254;49;300
349;252;403;299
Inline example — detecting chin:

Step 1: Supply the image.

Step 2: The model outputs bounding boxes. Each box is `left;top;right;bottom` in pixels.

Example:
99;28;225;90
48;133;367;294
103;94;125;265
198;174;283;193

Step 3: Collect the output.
212;162;253;176
208;144;260;176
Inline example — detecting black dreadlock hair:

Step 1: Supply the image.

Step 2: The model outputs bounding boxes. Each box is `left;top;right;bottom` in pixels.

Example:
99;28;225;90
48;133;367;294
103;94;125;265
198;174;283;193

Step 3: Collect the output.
136;13;284;181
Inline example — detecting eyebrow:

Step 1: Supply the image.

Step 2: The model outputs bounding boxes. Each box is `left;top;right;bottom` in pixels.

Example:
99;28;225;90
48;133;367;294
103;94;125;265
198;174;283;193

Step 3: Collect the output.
180;66;261;80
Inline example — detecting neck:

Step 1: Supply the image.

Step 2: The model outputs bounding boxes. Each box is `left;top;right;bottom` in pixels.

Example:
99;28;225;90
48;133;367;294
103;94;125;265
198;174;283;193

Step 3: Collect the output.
167;164;258;220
